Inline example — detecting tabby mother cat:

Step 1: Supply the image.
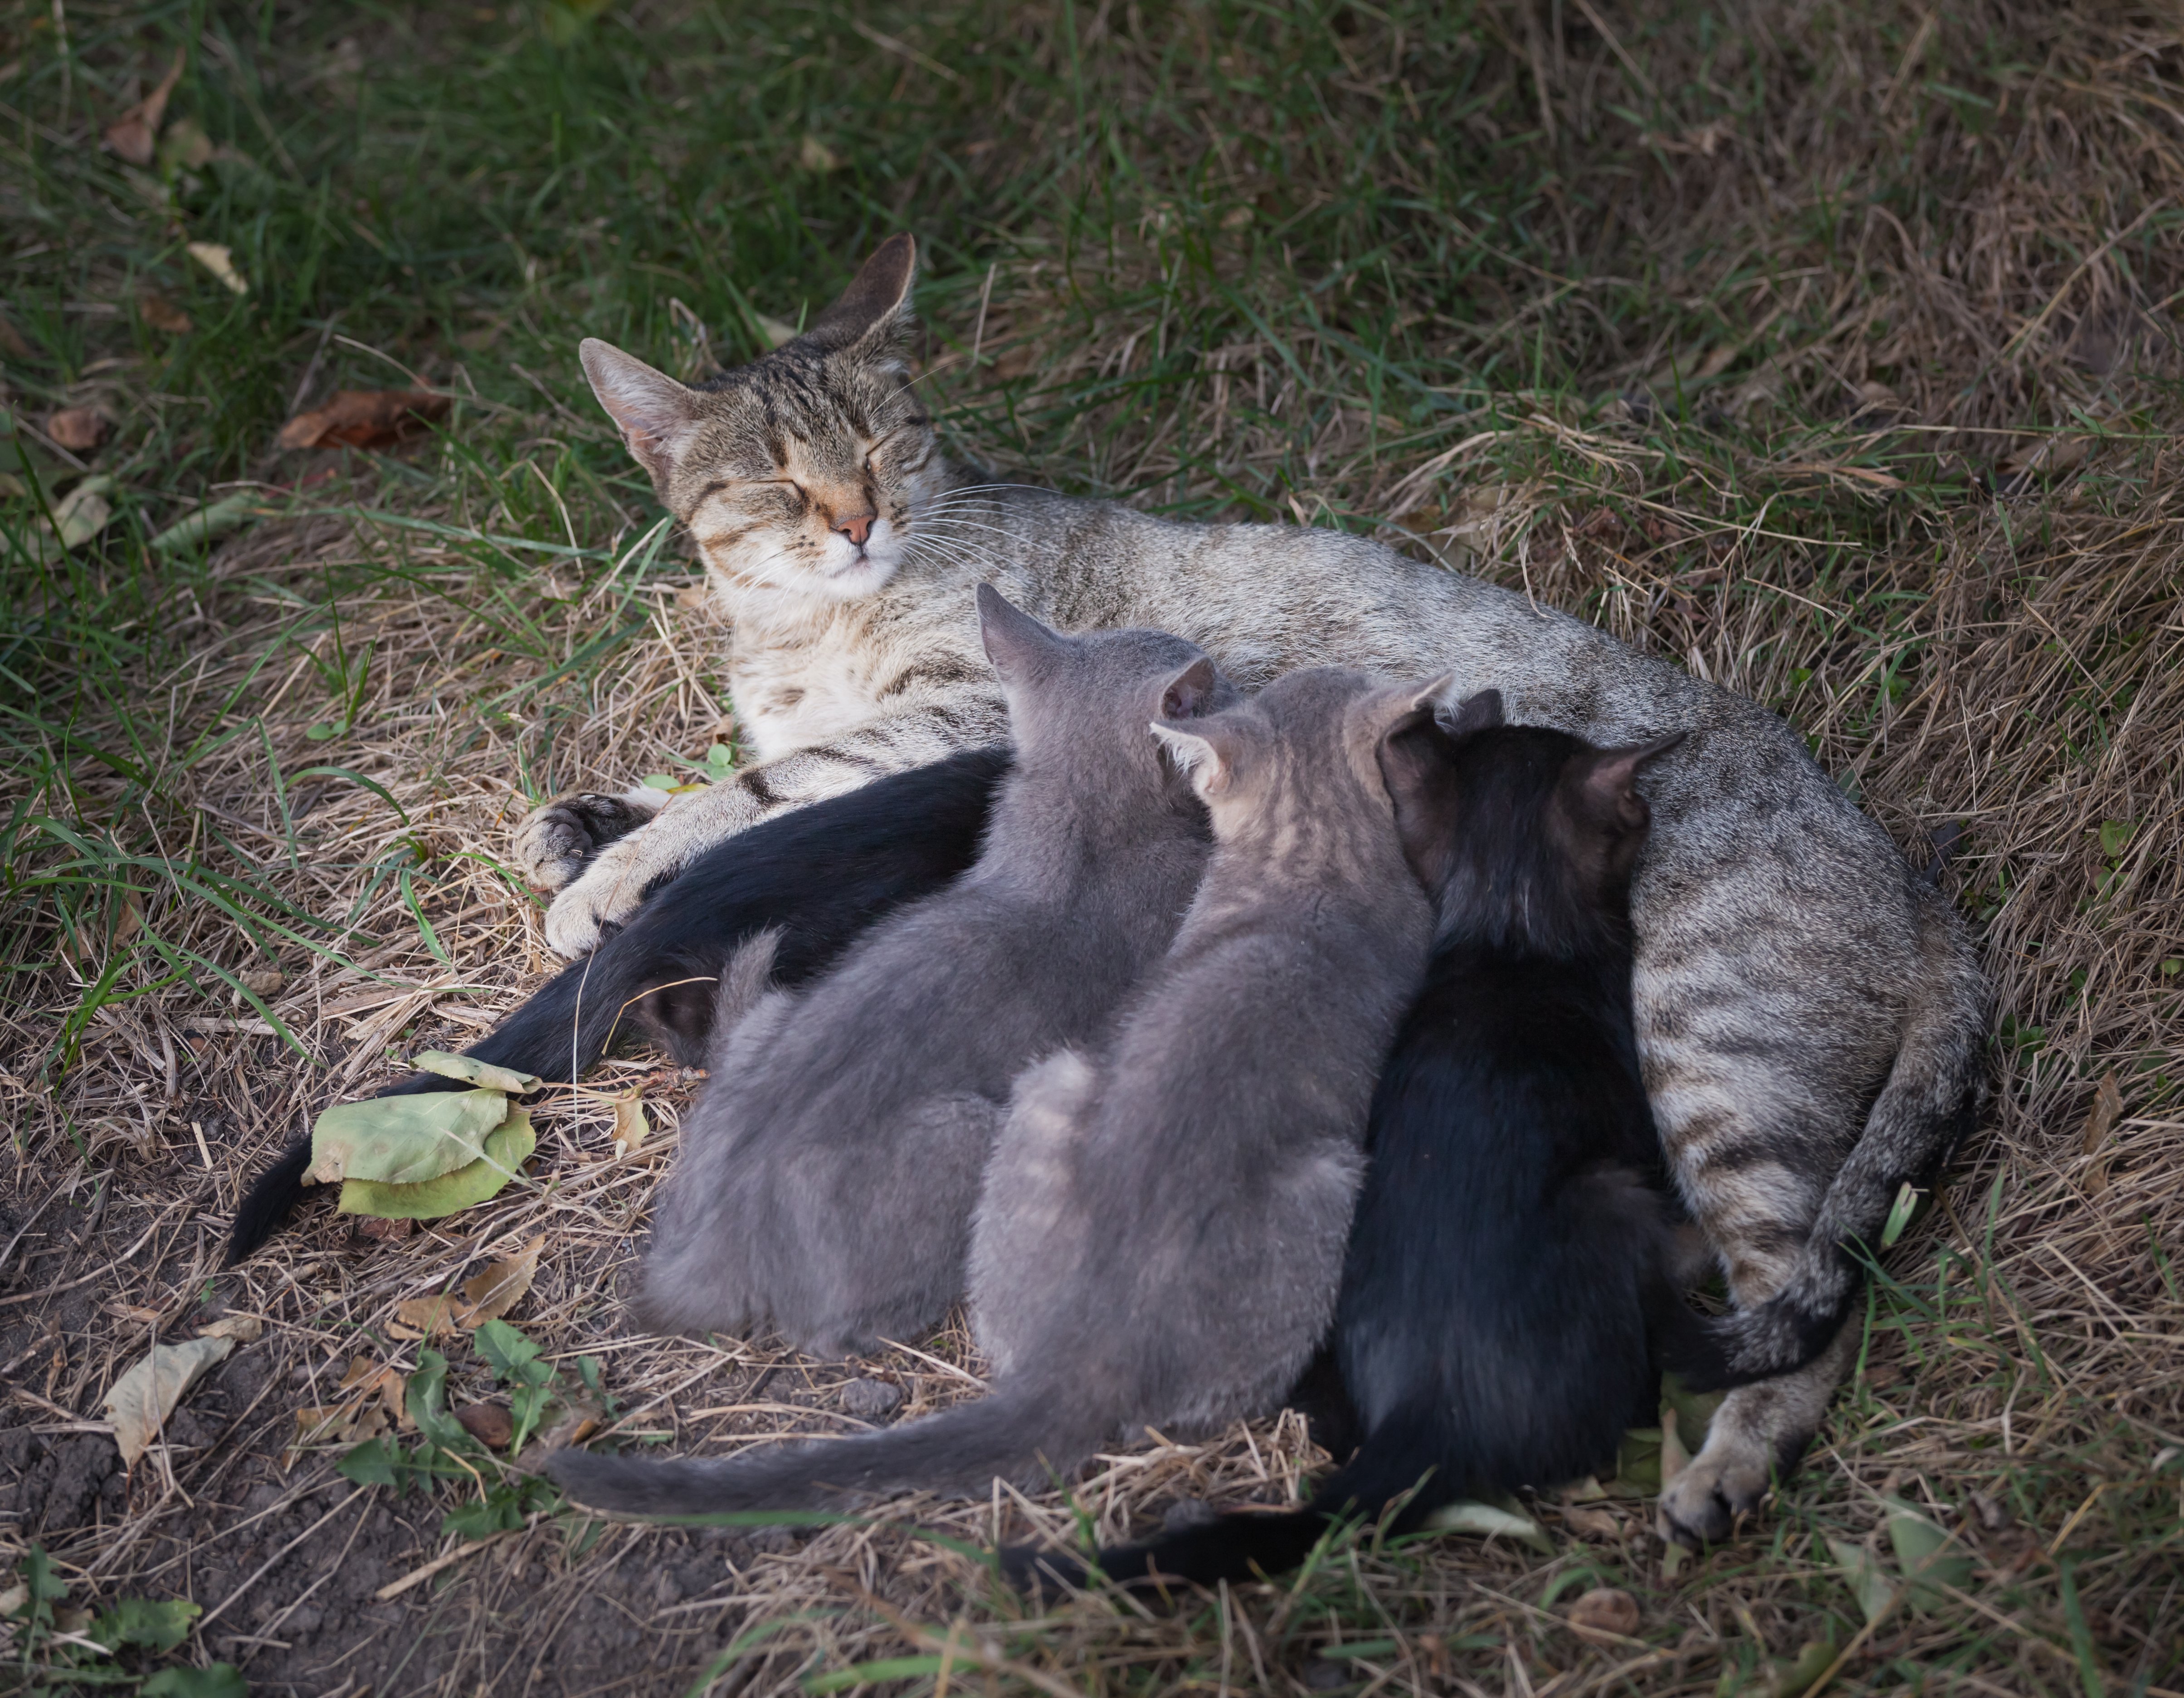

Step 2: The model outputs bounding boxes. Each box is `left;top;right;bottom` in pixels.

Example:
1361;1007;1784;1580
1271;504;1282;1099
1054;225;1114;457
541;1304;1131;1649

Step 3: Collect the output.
517;234;1985;1547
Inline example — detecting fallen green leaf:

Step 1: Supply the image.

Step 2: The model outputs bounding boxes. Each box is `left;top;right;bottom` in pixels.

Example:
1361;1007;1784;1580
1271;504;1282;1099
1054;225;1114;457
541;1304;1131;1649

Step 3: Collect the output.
1768;1640;1838;1698
1884;1498;1975;1608
142;1663;248;1698
149;491;263;555
414;1050;541;1093
307;1088;511;1186
9;476;116;561
1828;1535;1897;1624
1423;1498;1554;1554
1661;1374;1726;1452
337;1107;536;1220
1616;1426;1664;1495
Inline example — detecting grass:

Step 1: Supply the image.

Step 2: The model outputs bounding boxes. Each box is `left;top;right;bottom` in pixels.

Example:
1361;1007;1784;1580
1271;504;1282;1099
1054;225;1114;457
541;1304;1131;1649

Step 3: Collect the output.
2;0;2182;1693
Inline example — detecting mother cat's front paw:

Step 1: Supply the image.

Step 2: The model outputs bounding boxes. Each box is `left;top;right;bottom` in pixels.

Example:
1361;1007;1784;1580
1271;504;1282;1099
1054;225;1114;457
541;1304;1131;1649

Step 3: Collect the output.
542;832;660;957
512;789;665;893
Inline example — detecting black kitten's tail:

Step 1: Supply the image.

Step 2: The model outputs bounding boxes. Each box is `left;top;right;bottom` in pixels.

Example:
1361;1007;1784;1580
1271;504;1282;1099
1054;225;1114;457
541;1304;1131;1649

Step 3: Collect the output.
220;948;649;1267
1038;1407;1459;1592
221;746;1011;1266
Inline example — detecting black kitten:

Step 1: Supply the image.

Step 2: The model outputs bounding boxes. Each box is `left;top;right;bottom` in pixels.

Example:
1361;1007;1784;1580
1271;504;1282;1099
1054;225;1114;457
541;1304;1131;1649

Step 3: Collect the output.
224;748;1006;1264
1057;692;1806;1589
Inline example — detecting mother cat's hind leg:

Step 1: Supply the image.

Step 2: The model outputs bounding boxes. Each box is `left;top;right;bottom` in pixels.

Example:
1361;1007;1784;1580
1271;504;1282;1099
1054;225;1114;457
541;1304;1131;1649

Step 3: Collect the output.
512;786;666;893
1644;1049;1860;1544
1663;1327;1858;1546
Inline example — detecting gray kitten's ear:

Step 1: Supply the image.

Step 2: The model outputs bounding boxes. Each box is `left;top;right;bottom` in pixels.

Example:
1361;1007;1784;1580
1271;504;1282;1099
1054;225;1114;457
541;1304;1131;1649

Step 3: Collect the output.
807;232;917;352
1148;719;1243;795
1577;729;1688;832
1156;656;1221;721
1439;688;1505;737
977;583;1069;683
580;339;702;488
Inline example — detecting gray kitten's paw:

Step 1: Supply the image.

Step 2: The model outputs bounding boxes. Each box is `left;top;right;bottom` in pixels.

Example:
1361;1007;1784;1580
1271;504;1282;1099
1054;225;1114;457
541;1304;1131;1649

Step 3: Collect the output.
1656;1438;1774;1547
512;790;663;893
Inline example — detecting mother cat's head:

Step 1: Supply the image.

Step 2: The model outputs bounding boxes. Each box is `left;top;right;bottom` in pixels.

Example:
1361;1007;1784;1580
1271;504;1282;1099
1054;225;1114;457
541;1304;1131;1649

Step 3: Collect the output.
578;234;946;604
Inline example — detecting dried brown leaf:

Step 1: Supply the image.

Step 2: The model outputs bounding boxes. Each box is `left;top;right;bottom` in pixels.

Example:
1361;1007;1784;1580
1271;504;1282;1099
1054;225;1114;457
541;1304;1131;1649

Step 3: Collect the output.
390;1235;544;1337
277;389;451;452
104;1335;234;1466
1566;1586;1642;1644
2081;1071;2123;1155
455;1402;515;1449
459;1234;543;1323
102;50;185;166
610;1089;648;1157
46;408;112;452
138;292;193;334
186;242;249;296
285;1400;389;1467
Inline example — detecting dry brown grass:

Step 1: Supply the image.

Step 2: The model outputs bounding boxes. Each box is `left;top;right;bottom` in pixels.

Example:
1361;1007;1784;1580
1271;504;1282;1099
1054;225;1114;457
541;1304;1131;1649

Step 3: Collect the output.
4;0;2183;1693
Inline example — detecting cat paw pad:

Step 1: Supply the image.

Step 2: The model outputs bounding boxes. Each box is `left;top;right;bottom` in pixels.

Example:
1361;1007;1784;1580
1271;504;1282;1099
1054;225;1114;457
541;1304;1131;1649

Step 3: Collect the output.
512;791;659;892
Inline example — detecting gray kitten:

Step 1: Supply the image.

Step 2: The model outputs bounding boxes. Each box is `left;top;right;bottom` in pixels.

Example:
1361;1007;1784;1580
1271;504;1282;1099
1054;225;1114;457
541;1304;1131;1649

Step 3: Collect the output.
547;667;1438;1514
634;586;1230;1358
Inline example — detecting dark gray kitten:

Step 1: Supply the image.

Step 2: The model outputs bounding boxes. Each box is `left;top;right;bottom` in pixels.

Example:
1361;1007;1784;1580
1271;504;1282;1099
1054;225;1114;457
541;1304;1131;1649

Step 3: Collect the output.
549;666;1438;1515
633;586;1230;1358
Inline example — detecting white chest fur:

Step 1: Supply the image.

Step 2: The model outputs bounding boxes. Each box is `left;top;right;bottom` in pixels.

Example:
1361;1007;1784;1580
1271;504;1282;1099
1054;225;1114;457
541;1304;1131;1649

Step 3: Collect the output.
721;596;898;762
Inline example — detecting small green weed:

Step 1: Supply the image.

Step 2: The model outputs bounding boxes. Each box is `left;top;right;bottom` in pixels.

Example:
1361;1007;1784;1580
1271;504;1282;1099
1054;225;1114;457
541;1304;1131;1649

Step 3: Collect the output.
334;1321;608;1540
3;1547;244;1698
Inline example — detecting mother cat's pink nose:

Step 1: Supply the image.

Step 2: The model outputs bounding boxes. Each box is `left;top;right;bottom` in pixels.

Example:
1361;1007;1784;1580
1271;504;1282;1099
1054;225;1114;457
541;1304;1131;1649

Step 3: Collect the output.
834;512;875;546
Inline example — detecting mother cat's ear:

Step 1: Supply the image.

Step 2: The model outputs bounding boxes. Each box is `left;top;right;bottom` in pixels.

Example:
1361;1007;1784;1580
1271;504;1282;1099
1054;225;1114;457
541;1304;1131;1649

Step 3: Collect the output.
804;232;919;355
977;583;1071;684
580;340;702;489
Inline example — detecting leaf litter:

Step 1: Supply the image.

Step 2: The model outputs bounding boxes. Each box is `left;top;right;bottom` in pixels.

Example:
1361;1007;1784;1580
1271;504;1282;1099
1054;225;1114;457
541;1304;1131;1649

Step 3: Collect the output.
101;50;185;166
104;1336;237;1468
276;389;451;450
388;1234;544;1339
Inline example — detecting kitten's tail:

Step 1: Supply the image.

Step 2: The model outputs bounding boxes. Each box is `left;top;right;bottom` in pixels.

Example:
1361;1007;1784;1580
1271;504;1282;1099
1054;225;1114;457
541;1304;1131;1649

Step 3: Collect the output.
1022;1405;1458;1592
547;1381;1115;1517
1672;882;1987;1391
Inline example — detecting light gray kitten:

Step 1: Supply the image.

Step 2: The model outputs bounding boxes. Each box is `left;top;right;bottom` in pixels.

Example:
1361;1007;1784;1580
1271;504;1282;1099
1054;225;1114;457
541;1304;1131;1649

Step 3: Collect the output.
546;668;1438;1515
637;586;1230;1358
527;234;1987;1542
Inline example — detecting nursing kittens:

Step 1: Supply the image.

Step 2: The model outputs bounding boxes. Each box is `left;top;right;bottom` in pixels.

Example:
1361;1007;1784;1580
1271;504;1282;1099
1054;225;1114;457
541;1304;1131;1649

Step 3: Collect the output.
530;234;1986;1539
1070;694;1788;1588
633;588;1229;1356
547;667;1438;1516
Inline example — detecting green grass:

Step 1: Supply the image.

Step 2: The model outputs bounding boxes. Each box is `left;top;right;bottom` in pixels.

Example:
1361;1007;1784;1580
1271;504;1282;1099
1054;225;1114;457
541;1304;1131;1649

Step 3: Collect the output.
3;1;2182;1694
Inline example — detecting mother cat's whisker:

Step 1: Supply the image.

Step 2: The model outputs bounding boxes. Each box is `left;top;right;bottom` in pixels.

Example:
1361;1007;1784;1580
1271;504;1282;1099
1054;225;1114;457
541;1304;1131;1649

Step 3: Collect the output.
900;538;1012;576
